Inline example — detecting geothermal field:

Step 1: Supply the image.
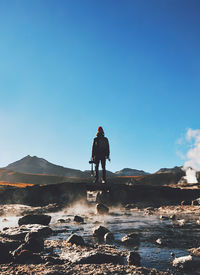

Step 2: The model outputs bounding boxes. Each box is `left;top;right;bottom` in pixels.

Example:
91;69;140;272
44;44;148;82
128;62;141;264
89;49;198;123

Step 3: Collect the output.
0;157;200;274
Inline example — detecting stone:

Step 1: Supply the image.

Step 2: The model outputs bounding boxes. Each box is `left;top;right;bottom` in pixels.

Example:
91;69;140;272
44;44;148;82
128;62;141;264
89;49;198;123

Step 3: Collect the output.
74;215;84;223
14;249;42;264
128;251;141;266
1;224;52;240
92;226;110;238
18;214;51;226
177;219;185;227
172;255;193;270
104;232;114;243
170;214;176;220
66;234;85;246
74;252;124;264
192;200;199;206
0;242;12;263
121;233;140;246
96;203;109;215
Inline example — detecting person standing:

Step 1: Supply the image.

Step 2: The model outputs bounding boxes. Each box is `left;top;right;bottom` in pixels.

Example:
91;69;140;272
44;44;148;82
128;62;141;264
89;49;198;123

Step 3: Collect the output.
91;126;110;183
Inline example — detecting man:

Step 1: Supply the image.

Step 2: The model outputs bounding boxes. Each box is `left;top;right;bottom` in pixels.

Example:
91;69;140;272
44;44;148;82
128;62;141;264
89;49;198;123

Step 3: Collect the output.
91;126;110;183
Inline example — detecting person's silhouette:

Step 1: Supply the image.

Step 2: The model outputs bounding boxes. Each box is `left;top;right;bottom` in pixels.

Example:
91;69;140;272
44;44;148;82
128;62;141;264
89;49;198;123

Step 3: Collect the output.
91;126;110;183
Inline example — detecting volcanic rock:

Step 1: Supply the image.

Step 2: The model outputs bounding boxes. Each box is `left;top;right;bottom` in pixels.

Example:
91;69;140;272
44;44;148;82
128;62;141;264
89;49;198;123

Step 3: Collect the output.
96;203;109;215
104;232;114;243
0;242;12;263
73;252;124;264
18;214;51;226
121;233;140;246
128;251;141;266
14;249;42;264
66;234;85;246
172;255;193;270
92;226;110;238
74;215;84;223
1;224;52;240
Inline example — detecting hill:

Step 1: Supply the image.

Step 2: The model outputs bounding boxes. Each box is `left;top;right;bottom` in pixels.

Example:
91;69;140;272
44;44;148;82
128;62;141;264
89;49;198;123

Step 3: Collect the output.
5;155;84;177
155;166;183;174
115;168;150;176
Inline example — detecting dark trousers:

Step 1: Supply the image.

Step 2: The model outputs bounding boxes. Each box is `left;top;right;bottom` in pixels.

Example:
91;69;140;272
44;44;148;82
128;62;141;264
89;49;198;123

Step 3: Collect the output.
95;157;106;181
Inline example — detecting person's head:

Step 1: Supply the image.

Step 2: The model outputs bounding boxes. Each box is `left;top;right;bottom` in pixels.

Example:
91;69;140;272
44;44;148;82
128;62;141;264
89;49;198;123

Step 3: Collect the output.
96;126;104;137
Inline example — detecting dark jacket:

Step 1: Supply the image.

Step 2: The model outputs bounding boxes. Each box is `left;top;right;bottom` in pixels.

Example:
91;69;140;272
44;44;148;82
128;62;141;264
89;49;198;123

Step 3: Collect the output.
92;134;110;159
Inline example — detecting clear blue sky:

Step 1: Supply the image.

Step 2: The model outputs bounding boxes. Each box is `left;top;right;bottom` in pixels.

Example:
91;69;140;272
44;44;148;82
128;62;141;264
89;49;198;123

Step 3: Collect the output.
0;0;199;173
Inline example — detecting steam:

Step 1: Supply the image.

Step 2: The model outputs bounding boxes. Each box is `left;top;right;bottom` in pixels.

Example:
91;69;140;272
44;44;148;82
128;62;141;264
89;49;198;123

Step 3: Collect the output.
183;128;200;183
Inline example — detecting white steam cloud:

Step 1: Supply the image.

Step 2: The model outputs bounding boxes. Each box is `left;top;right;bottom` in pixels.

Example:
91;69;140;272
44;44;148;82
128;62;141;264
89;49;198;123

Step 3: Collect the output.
183;128;200;183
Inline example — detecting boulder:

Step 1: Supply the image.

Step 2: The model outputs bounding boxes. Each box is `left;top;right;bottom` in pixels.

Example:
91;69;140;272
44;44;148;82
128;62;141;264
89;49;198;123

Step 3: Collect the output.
74;252;124;264
18;214;51;226
96;203;109;215
121;233;140;246
66;234;85;246
0;242;12;263
128;251;141;266
0;238;21;251
104;232;114;243
1;224;52;240
14;249;42;264
93;226;110;238
74;215;84;223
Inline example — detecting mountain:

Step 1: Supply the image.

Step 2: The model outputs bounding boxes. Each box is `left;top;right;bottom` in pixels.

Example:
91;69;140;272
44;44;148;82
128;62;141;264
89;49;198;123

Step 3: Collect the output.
115;168;150;176
155;166;183;174
5;155;84;178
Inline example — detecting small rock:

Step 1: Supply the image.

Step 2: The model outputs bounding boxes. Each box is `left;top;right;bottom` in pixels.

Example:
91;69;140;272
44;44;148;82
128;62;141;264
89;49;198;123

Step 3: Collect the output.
18;214;51;226
58;219;65;223
74;215;84;223
177;219;185;227
192;200;199;206
172;255;193;270
93;226;110;238
74;252;123;264
196;220;200;225
170;214;176;220
104;232;114;243
96;203;109;215
121;233;140;246
128;251;141;266
156;238;162;245
66;234;85;246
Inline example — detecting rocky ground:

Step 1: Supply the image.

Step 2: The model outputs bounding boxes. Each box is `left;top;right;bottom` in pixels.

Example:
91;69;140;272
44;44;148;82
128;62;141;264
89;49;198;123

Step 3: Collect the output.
1;201;200;274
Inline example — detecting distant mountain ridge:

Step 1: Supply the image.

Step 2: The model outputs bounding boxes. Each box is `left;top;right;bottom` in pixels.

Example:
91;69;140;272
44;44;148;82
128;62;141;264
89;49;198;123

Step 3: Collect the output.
155;166;183;174
5;155;84;177
4;155;150;177
115;168;150;176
